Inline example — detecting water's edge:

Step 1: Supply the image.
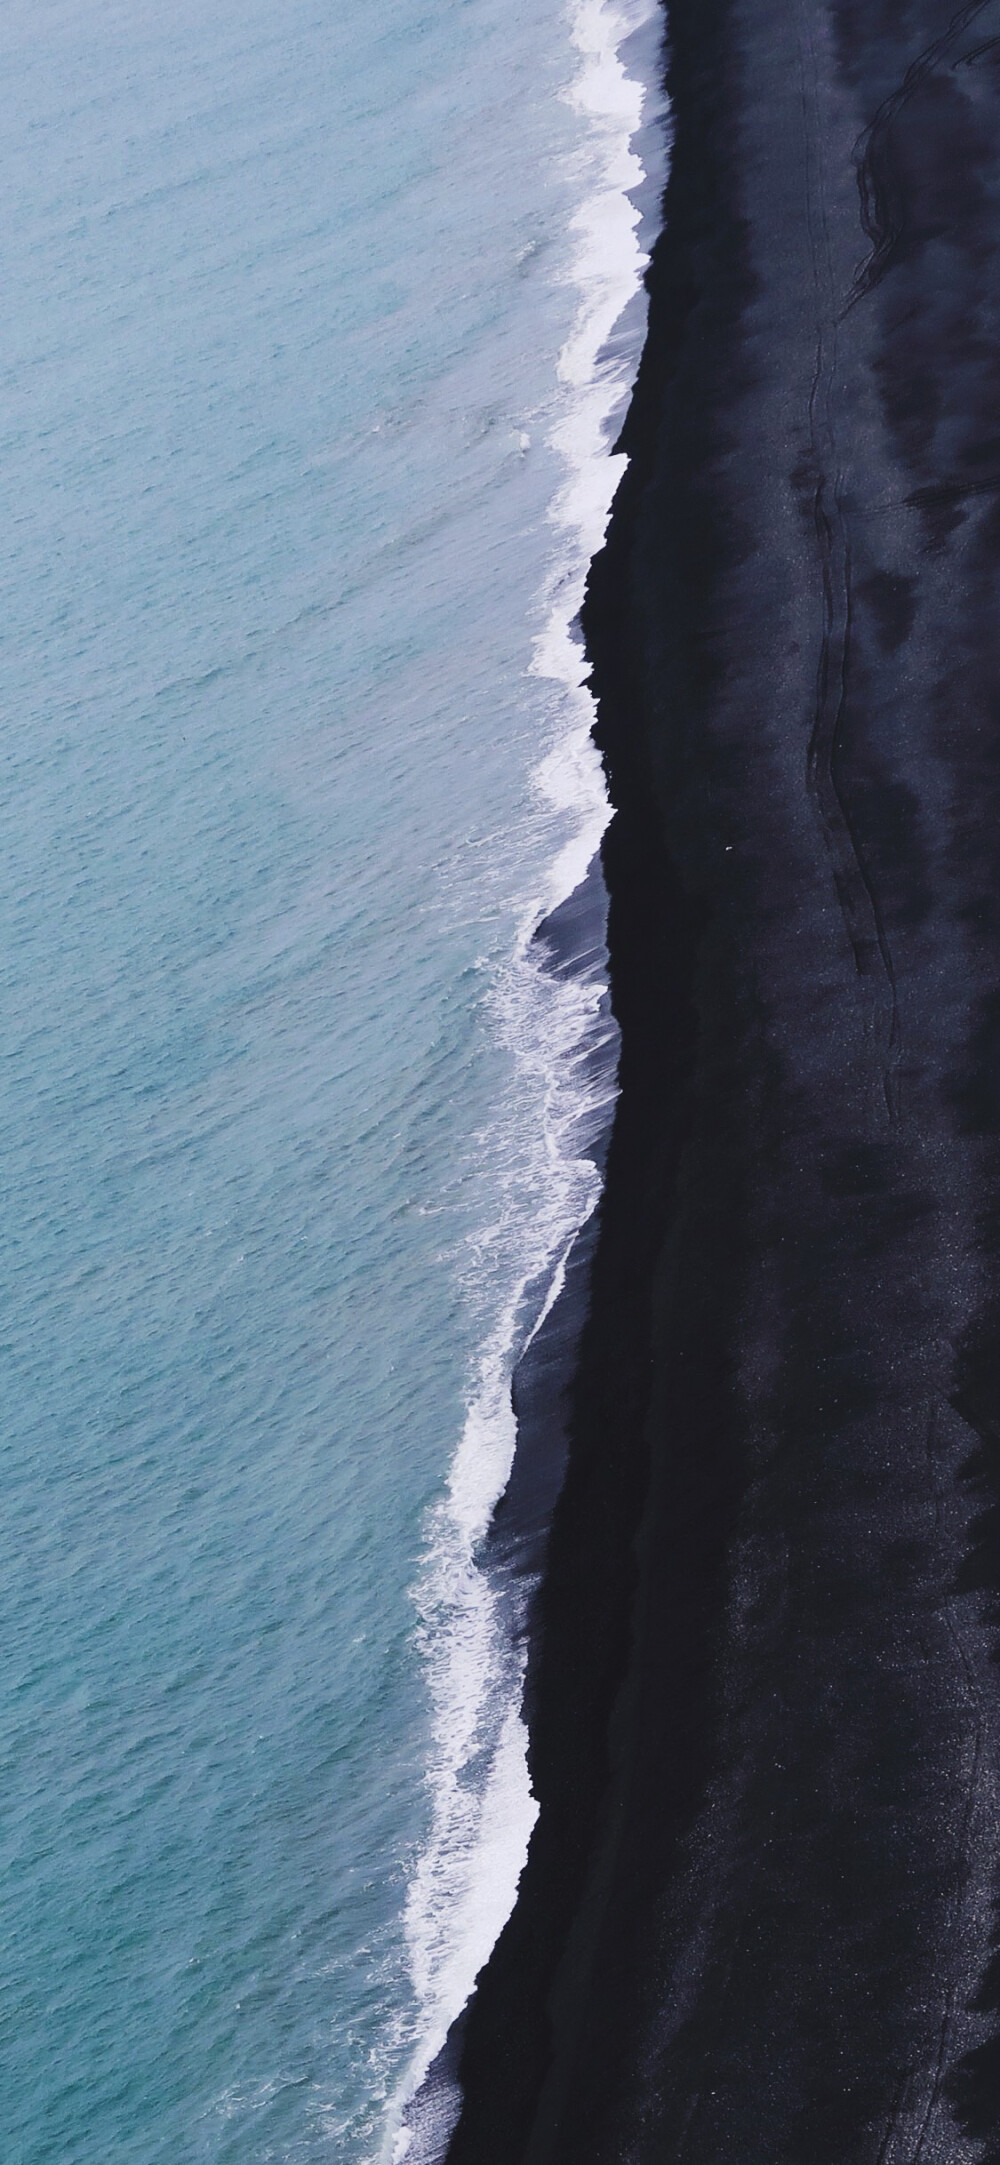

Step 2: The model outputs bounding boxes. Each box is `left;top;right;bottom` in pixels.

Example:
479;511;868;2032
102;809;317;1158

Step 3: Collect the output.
388;7;670;2158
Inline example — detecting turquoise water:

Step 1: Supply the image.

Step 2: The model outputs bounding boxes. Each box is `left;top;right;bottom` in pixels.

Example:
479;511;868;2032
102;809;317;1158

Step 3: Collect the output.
0;2;659;2158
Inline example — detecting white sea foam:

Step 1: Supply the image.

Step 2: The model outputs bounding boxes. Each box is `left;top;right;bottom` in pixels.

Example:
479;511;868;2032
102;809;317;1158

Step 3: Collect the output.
383;4;666;2157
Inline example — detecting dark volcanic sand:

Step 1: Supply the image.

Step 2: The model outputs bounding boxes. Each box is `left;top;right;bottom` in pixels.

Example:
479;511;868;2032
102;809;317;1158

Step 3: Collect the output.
442;0;1000;2159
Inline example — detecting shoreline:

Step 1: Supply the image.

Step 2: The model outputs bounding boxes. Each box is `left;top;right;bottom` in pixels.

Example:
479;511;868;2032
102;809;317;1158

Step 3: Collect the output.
389;8;668;2157
395;857;620;2165
443;0;1000;2156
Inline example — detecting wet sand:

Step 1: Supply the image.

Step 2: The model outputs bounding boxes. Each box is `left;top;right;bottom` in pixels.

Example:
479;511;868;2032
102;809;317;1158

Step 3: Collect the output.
443;0;1000;2157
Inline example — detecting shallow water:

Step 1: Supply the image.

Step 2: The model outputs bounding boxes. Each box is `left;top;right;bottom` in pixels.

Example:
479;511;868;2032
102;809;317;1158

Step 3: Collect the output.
0;2;663;2158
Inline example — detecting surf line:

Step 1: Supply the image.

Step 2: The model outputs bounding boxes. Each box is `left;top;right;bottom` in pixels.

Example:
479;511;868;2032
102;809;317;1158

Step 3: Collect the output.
384;6;668;2159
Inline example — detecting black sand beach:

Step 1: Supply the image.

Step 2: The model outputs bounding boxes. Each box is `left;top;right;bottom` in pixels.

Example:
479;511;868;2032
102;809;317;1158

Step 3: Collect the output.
442;0;1000;2157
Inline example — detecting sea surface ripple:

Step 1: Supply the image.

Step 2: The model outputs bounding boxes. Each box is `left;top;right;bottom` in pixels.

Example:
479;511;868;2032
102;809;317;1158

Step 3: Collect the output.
0;2;663;2158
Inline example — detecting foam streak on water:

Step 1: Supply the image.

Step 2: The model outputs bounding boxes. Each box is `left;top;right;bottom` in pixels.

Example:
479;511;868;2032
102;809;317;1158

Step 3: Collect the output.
387;4;665;2154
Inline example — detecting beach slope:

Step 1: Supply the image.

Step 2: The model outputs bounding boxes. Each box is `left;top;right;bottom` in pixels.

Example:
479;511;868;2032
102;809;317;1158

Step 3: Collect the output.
445;0;1000;2158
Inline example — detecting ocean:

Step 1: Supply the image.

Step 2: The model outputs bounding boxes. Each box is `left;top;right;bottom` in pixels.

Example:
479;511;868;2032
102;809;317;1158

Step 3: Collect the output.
0;1;664;2158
